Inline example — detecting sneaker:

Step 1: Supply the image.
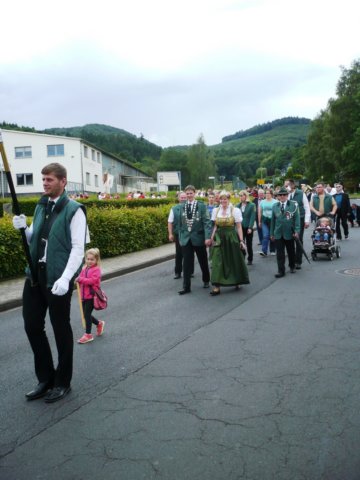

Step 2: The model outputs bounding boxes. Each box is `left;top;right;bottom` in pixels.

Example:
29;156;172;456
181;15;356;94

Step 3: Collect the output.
259;252;267;257
96;320;105;337
270;252;276;256
77;333;94;344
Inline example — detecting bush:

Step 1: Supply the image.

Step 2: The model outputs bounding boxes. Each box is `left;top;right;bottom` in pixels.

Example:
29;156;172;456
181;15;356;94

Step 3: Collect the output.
0;217;28;279
87;206;169;257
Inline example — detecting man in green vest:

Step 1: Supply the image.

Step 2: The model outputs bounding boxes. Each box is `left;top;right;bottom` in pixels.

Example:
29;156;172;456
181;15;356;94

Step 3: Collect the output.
12;163;87;403
175;185;212;295
284;179;311;269
168;191;194;279
270;187;300;278
310;182;337;220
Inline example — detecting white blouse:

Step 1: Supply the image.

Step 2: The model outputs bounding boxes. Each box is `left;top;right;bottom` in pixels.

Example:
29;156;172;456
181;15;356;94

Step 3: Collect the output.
211;205;243;223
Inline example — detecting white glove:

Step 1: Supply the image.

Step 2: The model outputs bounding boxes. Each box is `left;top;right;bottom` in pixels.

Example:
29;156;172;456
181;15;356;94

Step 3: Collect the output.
51;277;70;296
13;214;27;230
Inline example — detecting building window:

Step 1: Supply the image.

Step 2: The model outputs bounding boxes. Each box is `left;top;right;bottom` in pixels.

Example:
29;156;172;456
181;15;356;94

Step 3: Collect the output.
16;173;33;186
94;175;99;187
91;149;95;161
86;172;91;185
84;146;88;158
97;152;101;163
47;144;64;156
15;146;32;158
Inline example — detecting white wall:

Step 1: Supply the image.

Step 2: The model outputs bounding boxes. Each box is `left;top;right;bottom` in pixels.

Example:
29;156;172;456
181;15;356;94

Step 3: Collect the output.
1;130;102;195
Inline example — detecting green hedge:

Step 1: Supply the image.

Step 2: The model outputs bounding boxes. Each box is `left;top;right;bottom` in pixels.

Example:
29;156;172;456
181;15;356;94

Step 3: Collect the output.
0;217;28;279
0;205;172;280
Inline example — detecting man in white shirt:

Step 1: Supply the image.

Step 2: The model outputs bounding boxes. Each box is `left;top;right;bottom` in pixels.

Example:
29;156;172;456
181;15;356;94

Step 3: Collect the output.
12;163;87;403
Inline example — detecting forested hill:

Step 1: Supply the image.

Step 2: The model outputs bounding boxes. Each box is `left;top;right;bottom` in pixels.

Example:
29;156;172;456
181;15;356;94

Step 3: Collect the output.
43;124;163;163
221;117;311;143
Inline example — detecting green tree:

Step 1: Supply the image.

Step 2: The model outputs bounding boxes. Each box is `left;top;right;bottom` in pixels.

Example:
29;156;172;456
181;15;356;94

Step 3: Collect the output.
187;135;217;188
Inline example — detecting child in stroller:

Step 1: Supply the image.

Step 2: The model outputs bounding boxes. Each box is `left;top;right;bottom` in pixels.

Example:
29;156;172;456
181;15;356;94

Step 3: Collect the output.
311;216;340;260
314;217;332;244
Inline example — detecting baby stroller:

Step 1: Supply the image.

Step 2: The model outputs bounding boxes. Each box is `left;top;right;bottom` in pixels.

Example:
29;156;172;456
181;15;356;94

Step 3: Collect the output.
311;216;341;261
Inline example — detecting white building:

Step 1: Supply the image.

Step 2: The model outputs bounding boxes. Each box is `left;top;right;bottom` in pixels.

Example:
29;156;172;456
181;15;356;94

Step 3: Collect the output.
0;129;155;197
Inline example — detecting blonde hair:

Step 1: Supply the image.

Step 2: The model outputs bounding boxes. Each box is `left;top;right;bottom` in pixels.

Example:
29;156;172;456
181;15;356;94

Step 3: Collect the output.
219;190;230;199
240;190;249;200
85;248;101;266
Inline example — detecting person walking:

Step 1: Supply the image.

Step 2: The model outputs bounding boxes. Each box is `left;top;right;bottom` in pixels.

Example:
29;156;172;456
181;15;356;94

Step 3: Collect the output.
12;162;87;403
253;188;265;245
168;191;190;279
258;189;277;257
209;191;249;295
237;190;256;265
284;179;311;269
333;183;351;240
176;185;212;295
270;187;300;278
76;248;105;344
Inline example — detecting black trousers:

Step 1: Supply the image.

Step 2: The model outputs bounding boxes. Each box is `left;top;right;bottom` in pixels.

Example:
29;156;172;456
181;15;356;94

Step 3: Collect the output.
174;234;194;276
242;225;253;262
295;217;305;265
83;299;99;334
22;263;74;388
275;238;296;274
182;241;209;290
335;213;349;239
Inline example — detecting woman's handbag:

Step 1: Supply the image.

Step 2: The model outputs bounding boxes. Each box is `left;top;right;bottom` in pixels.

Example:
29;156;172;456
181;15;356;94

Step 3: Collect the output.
93;288;108;310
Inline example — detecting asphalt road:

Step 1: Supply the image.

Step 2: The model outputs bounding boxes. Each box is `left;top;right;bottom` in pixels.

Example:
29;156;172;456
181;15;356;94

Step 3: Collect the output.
1;226;360;480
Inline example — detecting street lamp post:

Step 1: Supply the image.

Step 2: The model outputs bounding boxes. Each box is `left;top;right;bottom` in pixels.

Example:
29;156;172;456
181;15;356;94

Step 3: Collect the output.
209;176;215;190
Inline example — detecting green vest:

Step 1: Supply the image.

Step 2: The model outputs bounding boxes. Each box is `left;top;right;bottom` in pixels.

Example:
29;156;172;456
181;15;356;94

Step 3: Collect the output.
172;203;182;235
312;194;333;215
291;189;305;218
29;192;85;287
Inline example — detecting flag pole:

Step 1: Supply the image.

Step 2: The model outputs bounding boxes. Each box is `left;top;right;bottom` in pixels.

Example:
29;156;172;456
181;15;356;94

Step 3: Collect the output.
76;282;86;328
0;129;38;284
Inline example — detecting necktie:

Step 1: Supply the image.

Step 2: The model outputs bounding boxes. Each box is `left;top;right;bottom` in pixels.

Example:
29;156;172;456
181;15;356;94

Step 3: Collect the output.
38;201;55;259
46;201;55;217
187;202;193;219
281;203;285;213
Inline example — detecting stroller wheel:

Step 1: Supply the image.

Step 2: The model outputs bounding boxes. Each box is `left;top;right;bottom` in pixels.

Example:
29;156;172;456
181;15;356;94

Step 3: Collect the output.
311;253;317;261
336;246;341;258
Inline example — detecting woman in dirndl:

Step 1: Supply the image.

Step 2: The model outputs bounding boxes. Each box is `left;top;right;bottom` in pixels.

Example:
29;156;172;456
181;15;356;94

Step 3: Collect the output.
209;191;249;295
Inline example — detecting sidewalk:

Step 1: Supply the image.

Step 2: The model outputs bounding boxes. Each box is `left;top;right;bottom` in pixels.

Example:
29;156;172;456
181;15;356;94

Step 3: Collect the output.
0;243;175;312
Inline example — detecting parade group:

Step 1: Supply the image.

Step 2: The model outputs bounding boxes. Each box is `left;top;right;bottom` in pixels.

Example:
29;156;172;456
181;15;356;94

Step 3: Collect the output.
10;161;357;404
167;181;355;295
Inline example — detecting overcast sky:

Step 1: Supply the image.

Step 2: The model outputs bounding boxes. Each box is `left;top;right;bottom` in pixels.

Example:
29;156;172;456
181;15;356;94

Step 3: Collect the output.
1;0;359;147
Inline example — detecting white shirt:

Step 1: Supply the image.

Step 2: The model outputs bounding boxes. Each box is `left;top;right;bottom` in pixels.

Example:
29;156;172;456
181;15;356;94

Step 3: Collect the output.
289;190;311;223
25;197;88;281
211;205;243;223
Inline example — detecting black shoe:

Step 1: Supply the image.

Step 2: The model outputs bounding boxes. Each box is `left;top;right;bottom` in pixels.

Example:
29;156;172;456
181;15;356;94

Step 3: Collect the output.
44;386;71;403
290;268;295;273
174;274;181;279
295;264;302;270
210;289;221;296
25;381;53;401
178;288;191;295
203;282;210;288
275;272;285;278
345;235;349;239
